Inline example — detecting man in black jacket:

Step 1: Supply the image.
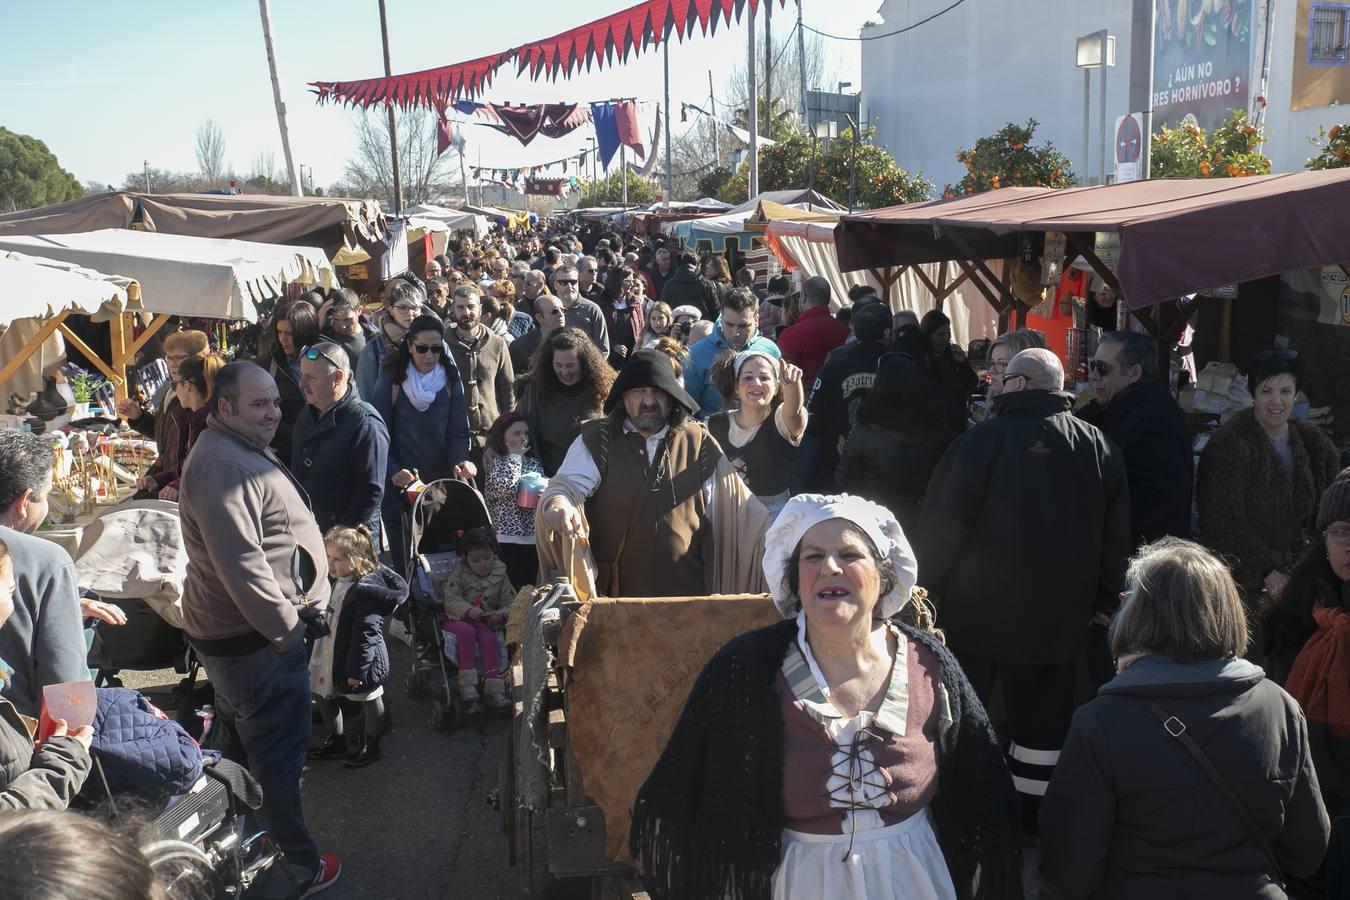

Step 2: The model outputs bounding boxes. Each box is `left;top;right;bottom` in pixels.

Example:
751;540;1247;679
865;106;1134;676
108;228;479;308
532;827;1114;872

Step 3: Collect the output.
659;251;720;320
918;348;1130;832
292;342;389;536
794;302;892;494
1077;330;1193;545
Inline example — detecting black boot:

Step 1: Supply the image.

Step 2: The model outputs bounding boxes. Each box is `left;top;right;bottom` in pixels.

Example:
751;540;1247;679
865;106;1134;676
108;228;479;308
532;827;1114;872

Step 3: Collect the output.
344;735;382;768
306;734;348;761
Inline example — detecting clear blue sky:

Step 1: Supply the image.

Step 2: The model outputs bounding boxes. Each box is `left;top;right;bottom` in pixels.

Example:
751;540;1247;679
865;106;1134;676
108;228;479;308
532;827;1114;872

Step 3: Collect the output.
2;0;878;190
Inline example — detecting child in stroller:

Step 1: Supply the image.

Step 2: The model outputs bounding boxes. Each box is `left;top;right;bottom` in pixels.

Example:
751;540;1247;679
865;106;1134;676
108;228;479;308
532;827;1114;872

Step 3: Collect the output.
436;527;514;709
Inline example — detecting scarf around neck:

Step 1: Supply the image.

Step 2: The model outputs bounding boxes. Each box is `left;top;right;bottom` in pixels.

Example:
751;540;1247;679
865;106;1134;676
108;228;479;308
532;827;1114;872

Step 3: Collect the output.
402;361;447;412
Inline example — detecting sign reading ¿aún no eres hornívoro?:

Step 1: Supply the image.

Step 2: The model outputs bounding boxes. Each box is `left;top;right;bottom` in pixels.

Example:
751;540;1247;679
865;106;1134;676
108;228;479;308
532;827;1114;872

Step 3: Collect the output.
1152;0;1255;132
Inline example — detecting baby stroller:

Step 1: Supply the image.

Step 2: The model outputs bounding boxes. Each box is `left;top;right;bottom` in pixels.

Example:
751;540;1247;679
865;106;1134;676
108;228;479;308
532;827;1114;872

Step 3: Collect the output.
73;501;209;732
399;477;499;731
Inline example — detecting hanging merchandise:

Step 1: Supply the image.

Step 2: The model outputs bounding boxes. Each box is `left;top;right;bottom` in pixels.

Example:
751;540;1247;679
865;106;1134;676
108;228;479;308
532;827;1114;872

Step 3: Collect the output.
485;103;591;146
311;0;786;109
614;100;645;157
524;178;566;197
591;101;623;171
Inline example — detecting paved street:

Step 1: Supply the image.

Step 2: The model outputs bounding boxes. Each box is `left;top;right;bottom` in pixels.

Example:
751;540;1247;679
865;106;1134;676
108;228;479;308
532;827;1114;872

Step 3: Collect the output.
123;640;516;899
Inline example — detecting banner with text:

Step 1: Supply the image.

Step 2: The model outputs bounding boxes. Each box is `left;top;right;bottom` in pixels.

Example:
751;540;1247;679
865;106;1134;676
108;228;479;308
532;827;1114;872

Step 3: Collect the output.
1152;0;1255;132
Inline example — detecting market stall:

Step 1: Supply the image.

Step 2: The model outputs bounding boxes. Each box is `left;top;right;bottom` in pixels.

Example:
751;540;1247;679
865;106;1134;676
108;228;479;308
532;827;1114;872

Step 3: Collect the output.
664;188;845;252
0;191;387;262
0;229;334;402
402;203;491;238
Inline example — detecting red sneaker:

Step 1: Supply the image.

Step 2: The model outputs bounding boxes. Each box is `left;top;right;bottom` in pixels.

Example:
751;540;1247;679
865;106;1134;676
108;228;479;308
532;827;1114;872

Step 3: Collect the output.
301;853;342;897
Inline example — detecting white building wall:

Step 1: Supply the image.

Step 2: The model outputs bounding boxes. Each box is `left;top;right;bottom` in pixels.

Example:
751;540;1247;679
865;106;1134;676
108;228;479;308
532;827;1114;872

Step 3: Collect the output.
860;0;1348;196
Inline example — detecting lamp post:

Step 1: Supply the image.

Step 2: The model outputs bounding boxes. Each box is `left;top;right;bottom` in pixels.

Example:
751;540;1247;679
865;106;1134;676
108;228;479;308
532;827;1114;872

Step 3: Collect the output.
810;120;836;189
1075;30;1116;184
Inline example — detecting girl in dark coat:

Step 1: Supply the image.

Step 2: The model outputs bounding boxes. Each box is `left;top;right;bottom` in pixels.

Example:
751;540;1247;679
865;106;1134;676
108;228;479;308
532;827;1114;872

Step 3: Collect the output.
1040;538;1330;899
919;310;977;434
308;526;408;769
599;265;646;368
260;299;321;466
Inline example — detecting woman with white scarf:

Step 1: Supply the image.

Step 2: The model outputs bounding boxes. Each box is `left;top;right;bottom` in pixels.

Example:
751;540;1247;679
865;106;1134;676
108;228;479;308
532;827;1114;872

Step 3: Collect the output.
372;315;474;565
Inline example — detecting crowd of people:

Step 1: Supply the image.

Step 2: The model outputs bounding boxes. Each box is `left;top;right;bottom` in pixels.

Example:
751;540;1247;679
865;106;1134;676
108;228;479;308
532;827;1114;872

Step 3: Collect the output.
0;214;1347;899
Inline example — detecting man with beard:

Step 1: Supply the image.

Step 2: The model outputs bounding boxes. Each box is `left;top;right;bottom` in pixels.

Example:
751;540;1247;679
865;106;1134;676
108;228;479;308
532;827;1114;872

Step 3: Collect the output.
684;287;781;417
538;349;769;598
552;264;610;357
356;279;425;401
445;285;514;462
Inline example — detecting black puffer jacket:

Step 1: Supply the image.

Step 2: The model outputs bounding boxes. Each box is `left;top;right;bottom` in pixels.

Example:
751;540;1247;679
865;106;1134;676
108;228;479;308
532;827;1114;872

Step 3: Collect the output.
1078;378;1194;545
1040;655;1330;899
659;263;721;320
332;565;408;693
918;390;1131;666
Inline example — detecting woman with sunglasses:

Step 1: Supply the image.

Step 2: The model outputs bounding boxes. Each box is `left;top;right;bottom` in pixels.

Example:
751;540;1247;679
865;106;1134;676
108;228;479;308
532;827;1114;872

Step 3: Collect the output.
1197;350;1339;659
371;315;474;565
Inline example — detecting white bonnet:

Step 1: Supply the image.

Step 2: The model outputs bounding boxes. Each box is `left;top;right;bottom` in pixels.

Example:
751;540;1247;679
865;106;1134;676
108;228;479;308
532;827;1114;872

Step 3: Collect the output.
761;493;919;620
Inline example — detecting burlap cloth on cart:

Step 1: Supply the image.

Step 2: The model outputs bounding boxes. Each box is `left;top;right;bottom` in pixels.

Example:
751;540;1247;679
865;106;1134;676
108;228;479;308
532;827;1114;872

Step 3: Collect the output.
558;594;780;862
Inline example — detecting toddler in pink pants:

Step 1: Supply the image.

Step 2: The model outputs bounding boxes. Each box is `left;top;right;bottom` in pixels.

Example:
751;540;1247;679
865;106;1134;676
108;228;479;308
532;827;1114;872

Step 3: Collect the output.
439;528;515;709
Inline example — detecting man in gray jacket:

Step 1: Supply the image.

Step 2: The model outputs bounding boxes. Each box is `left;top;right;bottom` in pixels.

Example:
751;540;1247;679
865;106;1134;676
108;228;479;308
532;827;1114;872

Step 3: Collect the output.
179;362;340;895
0;430;92;718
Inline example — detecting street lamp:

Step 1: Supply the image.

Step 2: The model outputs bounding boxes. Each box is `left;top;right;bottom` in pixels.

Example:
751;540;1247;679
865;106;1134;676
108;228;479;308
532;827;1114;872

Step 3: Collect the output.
1076;30;1116;184
810;120;837;189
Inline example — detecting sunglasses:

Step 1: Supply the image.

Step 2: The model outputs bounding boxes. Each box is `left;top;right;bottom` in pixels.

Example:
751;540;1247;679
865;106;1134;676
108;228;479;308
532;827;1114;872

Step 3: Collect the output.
1253;349;1298;362
1088;359;1115;377
411;342;444;355
300;344;345;369
1001;371;1027;386
556;279;578;286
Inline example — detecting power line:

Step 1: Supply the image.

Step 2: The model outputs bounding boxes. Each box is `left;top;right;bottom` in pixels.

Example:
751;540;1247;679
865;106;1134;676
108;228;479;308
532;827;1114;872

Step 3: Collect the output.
802;0;971;42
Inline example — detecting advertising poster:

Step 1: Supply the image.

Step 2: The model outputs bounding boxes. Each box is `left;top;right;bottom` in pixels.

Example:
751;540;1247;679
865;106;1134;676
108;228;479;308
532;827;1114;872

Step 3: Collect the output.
1152;0;1256;131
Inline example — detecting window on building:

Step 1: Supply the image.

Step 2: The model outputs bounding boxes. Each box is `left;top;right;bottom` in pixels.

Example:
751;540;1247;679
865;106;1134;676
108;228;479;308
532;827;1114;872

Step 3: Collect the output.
1309;3;1350;66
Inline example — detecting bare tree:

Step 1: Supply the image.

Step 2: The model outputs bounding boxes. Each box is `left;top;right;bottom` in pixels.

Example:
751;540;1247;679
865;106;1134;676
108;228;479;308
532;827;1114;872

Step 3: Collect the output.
250;151;277;182
341;106;453;207
724;28;838;132
195;120;227;183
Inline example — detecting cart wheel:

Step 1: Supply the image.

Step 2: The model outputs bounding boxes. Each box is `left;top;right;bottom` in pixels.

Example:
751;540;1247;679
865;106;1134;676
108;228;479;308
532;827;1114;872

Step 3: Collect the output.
405;669;425;699
430;698;448;730
448;695;468;730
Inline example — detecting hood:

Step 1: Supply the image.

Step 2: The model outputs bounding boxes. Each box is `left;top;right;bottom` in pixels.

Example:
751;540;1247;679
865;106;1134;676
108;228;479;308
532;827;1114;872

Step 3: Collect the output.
990;389;1075;417
1100;655;1265;699
670;263;700;282
357;564;409;614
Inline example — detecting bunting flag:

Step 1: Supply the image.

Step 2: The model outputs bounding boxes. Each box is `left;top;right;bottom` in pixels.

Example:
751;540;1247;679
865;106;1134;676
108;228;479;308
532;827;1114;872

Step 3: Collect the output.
310;0;784;110
485;103;592;145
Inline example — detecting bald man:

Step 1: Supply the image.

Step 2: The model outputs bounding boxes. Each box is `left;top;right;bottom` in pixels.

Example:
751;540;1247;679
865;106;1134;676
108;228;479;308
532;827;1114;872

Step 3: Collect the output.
917;345;1130;835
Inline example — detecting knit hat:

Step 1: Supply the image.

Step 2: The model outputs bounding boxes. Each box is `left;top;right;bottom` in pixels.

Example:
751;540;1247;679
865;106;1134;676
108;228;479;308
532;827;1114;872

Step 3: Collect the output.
762;494;919;620
603;348;699;416
1318;467;1350;530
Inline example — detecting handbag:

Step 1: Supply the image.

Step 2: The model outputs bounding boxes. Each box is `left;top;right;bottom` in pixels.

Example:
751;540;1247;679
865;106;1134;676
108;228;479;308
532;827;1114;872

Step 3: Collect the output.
1142;698;1285;889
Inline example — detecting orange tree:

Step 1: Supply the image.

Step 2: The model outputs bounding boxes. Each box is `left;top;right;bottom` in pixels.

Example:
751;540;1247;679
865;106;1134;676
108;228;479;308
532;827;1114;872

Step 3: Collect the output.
714;126;932;209
944;120;1075;197
1306;123;1350;170
1151;108;1271;178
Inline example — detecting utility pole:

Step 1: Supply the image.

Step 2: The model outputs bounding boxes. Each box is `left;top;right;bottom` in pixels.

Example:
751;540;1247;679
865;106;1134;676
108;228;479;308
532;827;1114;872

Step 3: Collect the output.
143;160;150;193
708;70;720;170
459;150;468;204
664;38;673;208
764;0;772;135
376;0;404;214
257;0;303;197
747;2;759;199
621;145;628;206
797;0;808;121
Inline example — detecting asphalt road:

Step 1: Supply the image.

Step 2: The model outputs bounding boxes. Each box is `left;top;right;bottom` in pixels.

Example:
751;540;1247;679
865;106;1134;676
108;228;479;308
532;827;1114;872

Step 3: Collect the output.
122;639;516;899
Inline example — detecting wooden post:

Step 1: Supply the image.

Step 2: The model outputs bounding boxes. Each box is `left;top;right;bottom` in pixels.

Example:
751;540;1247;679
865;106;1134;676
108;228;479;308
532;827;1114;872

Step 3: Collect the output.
0;310;70;390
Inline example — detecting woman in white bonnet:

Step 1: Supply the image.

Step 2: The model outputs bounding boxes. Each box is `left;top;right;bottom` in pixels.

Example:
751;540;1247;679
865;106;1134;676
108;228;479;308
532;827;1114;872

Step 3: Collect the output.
630;494;1022;900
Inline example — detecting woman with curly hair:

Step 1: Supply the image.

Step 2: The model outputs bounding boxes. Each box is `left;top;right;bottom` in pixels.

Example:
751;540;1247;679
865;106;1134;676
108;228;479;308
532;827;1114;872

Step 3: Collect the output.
513;327;616;476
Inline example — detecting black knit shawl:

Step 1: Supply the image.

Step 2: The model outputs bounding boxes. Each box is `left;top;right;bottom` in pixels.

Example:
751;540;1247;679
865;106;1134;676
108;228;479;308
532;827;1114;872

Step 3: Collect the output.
629;618;1024;900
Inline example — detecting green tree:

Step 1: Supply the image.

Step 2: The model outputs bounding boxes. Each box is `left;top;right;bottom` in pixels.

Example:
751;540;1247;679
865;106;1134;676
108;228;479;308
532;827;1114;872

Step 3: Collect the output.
696;166;734;199
944;120;1075;197
715;126;932;209
1306;123;1350;170
576;171;659;207
0;128;83;212
1151;108;1270;178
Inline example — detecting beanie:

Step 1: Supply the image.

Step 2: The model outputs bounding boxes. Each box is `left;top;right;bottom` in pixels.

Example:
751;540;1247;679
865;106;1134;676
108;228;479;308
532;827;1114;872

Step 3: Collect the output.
1317;467;1350;530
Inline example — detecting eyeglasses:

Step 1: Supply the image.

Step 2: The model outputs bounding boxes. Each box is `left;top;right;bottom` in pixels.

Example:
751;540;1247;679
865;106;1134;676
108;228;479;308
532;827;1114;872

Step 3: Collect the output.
1088;359;1115;377
556;279;578;286
1326;527;1350;547
1001;372;1028;386
300;345;345;369
391;303;422;313
411;342;444;355
1253;349;1298;362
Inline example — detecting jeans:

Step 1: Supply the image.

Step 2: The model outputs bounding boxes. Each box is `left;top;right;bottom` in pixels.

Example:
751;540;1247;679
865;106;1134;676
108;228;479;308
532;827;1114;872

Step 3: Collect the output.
197;642;319;875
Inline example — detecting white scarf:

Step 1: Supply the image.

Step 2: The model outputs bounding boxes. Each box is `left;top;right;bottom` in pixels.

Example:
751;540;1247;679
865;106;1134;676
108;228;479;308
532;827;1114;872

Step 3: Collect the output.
402;361;447;412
